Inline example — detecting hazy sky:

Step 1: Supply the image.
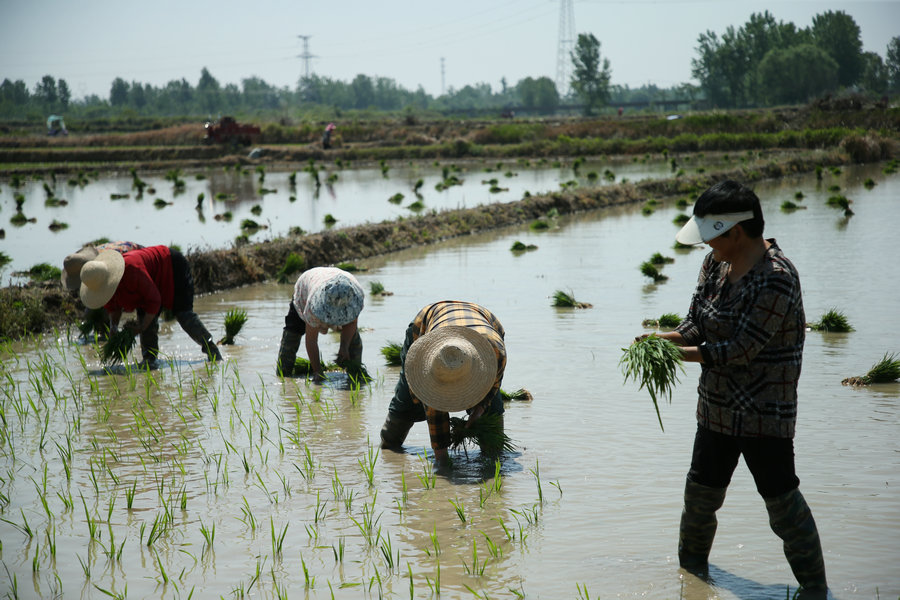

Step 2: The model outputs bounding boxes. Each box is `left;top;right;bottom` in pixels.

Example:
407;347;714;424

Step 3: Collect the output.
1;0;898;101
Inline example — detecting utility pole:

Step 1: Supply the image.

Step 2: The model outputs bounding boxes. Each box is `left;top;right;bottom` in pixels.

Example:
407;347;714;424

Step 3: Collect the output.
297;35;317;80
555;0;575;98
441;57;446;96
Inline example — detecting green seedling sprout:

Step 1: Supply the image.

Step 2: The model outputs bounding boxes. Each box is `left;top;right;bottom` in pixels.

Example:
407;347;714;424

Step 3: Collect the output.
218;308;248;344
99;330;136;365
620;334;684;431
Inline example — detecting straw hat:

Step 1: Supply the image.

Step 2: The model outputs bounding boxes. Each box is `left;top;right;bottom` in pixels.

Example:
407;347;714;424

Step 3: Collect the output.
306;272;364;327
79;249;125;309
405;326;497;413
61;245;99;291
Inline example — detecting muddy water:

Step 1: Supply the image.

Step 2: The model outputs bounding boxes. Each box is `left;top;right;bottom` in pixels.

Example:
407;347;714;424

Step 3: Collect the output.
1;163;898;599
0;156;668;278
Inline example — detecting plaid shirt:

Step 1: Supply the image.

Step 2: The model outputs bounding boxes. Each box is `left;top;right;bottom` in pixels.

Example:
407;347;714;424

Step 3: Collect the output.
407;301;506;450
675;240;805;438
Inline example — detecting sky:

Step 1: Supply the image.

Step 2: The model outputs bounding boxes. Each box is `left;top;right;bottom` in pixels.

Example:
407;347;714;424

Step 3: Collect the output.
1;0;898;101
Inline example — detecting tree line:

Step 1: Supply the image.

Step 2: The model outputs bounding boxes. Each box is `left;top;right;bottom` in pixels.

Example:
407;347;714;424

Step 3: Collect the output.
1;10;897;122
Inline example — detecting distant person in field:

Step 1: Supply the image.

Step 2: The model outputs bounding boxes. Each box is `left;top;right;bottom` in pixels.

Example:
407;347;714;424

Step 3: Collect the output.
79;245;223;367
276;266;364;381
322;122;336;149
637;180;827;595
379;301;506;465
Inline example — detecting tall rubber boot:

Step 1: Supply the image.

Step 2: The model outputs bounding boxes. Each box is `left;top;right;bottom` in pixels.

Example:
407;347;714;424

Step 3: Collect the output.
139;317;160;368
380;413;414;449
176;311;223;362
276;329;303;377
765;489;827;595
678;479;727;577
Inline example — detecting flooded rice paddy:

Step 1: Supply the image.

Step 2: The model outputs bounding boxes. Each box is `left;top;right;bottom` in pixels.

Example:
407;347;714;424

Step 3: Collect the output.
1;162;899;599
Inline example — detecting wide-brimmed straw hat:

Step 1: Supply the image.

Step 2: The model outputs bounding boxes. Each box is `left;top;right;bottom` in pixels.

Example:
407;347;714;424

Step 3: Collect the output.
405;326;497;413
79;249;125;309
675;210;755;245
61;245;99;291
306;272;364;326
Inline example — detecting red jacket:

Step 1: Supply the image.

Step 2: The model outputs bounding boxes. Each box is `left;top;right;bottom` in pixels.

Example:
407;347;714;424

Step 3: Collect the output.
104;245;174;315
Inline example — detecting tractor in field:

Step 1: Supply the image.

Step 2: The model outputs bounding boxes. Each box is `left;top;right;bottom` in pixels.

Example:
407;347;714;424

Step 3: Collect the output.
203;116;260;146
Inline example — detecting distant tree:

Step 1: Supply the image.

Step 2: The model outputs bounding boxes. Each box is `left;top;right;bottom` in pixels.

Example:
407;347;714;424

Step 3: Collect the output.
130;81;147;109
57;79;71;110
110;77;129;107
886;36;900;90
570;33;611;115
516;77;559;114
351;74;375;109
34;75;58;107
1;79;30;105
757;44;838;105
860;52;888;94
243;76;280;110
197;68;221;114
692;28;744;107
810;10;864;87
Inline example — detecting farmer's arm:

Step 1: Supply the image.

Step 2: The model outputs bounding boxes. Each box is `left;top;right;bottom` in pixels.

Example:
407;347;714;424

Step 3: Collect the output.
425;406;451;463
304;323;324;381
336;318;358;363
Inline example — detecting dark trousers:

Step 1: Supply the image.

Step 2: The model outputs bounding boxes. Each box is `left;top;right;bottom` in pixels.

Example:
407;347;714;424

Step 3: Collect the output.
687;425;800;498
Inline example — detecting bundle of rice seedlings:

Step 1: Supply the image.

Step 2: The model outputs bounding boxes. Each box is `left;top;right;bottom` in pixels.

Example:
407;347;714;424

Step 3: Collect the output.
218;308;248;345
781;200;806;211
79;308;109;339
826;194;854;216
552;290;592;308
388;193;404;204
641;313;681;328
510;241;538;252
640;261;668;282
807;309;854;332
673;213;690;226
649;252;674;265
340;359;372;383
842;352;900;386
500;388;533;402
449;414;514;455
381;342;402;366
100;329;137;365
293;357;339;375
620;334;684;432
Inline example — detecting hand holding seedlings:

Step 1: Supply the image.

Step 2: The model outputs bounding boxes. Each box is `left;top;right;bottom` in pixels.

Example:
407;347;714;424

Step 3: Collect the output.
620;334;685;431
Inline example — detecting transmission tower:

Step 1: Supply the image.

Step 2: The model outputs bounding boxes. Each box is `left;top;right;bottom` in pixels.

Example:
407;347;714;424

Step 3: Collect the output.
555;0;575;98
297;35;317;79
441;57;446;96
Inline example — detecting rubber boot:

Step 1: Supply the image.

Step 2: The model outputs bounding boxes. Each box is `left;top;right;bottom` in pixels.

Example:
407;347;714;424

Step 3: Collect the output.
678;479;727;577
176;311;223;362
138;317;160;369
380;413;414;449
764;489;827;595
276;328;303;377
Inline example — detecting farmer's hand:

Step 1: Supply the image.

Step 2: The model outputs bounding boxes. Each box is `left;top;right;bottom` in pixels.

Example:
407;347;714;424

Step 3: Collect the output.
633;333;650;343
336;347;350;365
466;404;485;427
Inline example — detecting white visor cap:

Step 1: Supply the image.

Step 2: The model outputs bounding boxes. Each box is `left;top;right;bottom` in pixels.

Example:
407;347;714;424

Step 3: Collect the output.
675;211;755;245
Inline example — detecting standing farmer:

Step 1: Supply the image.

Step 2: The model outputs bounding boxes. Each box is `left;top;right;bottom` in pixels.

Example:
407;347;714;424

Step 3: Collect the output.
644;180;826;596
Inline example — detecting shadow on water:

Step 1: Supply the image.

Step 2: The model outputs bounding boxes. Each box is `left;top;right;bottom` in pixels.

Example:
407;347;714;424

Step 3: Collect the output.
694;565;832;600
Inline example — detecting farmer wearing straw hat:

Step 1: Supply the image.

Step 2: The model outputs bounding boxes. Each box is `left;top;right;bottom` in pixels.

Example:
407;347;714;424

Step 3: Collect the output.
380;301;506;464
647;180;826;595
79;245;222;366
276;266;364;381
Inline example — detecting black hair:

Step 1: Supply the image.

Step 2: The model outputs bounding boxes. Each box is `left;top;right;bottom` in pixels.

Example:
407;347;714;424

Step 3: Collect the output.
693;180;764;238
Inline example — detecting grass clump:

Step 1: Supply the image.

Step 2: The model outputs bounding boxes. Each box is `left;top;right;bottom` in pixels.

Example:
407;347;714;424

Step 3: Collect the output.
26;263;62;282
275;253;305;284
100;329;137;365
620;334;684;431
449;414;514;455
510;241;538;252
808;309;854;332
640;261;668;282
218;308;248;345
552;290;592;308
381;342;402;366
642;313;681;329
842;352;900;386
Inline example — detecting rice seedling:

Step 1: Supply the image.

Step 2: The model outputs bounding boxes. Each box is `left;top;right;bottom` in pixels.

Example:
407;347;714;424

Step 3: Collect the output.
529;219;550;231
275;252;305;283
642;313;682;329
407;200;425;211
218;308;248;345
323;213;337;226
863;178;876;189
388;193;404;204
510;241;538;252
100;330;137;365
358;443;379;486
369;280;390;296
552;290;592;308
380;342;402;366
640;261;668;283
841;352;900;386
649;252;674;265
807;309;854;332
781;200;806;211
672;213;690;226
500;388;532;402
413;178;424;193
449;414;513;455
826;194;854;215
620;334;684;431
449;498;467;523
